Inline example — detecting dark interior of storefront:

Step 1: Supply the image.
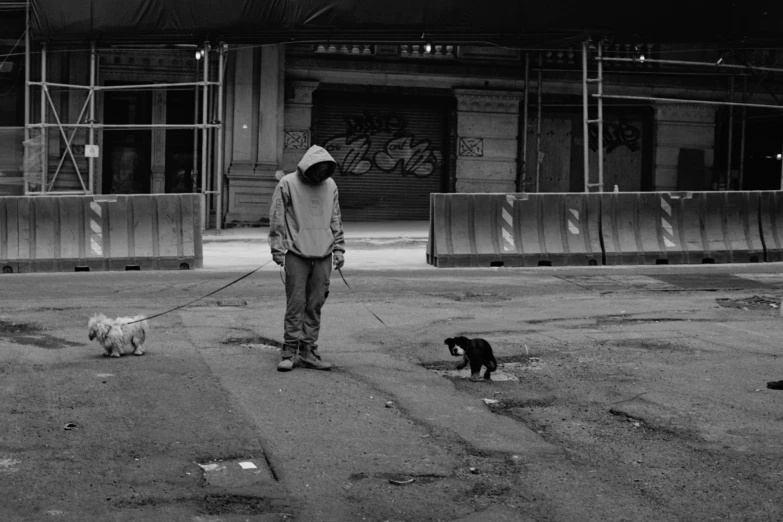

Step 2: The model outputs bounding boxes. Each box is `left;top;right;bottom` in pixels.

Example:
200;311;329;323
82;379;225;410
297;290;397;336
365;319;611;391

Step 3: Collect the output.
101;85;197;194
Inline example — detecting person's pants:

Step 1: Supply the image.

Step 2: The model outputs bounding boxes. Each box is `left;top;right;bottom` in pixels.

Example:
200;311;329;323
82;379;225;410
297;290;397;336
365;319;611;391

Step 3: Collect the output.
281;251;332;358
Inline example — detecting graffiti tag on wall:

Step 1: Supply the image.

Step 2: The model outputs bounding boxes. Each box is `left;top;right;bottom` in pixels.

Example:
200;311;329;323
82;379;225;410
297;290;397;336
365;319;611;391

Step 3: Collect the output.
588;121;641;153
323;114;443;178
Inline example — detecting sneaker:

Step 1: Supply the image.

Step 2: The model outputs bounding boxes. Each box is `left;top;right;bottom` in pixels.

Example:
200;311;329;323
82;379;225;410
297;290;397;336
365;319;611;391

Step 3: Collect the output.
277;357;294;372
297;349;332;371
767;380;783;390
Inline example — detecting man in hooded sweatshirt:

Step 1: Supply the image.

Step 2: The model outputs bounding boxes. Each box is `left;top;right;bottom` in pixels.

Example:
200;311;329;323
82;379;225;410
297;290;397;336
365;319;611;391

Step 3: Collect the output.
268;145;345;372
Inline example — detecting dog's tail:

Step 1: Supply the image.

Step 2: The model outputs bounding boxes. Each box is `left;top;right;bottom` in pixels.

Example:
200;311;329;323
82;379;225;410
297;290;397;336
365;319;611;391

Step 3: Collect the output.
487;356;497;372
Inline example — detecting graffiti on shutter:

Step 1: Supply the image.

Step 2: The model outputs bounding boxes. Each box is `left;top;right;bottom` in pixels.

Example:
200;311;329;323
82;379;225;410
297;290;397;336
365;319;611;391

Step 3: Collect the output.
323;114;443;178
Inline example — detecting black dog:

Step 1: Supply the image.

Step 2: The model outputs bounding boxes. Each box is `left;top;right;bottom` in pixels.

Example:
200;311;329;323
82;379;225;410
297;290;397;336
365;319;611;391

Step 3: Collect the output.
444;336;497;382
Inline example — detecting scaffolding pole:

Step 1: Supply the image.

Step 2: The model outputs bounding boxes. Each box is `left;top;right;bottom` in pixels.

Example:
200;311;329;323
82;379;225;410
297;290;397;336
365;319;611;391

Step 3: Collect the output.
599;56;783;75
535;53;542;193
193;57;199;194
739;75;748;190
216;43;225;232
40;43;47;190
201;41;209;232
726;75;735;190
594;94;783;111
582;41;604;192
780;135;783;190
29;123;221;129
597;40;604;192
23;0;30;193
516;53;529;192
27;81;220;90
89;41;96;193
582;41;589;192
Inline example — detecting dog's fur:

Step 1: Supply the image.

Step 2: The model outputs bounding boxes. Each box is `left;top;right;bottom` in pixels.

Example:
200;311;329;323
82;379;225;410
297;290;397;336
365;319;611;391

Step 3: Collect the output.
445;336;497;381
88;314;149;358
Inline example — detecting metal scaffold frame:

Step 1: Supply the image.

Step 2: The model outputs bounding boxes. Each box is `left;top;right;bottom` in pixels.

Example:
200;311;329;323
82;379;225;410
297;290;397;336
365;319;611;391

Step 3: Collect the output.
21;0;227;231
579;40;783;192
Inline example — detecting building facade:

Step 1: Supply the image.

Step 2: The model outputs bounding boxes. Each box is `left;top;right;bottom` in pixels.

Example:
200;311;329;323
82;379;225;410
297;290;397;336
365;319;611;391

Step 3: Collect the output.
2;39;783;224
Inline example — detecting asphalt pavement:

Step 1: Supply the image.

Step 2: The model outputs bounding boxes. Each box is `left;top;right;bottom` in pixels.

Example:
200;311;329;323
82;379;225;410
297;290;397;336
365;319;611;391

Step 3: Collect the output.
1;224;783;521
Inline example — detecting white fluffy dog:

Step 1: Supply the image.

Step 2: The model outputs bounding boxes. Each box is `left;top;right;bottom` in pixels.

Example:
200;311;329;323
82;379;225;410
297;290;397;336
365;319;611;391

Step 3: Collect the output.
88;314;149;358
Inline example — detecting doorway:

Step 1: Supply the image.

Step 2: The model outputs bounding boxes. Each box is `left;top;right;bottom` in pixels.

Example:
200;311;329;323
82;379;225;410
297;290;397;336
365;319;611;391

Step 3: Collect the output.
101;90;152;194
165;89;197;193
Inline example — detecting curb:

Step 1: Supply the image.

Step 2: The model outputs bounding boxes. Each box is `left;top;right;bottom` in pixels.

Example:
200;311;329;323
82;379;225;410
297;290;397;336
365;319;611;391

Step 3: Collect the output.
202;236;429;248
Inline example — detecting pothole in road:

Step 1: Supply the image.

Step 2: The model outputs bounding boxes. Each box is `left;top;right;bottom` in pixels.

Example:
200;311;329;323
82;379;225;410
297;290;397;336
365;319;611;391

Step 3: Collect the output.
116;494;282;517
198;494;276;516
197;457;277;487
608;407;695;440
526;314;709;328
422;354;543;382
0;320;39;334
716;295;781;311
222;335;283;352
428;292;511;303
0;320;80;349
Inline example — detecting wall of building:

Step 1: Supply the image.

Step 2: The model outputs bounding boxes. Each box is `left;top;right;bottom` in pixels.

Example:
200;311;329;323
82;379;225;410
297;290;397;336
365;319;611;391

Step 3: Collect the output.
5;41;783;225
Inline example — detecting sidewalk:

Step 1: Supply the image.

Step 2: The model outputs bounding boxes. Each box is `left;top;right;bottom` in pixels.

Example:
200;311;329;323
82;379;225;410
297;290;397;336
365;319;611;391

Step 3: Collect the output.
203;220;430;247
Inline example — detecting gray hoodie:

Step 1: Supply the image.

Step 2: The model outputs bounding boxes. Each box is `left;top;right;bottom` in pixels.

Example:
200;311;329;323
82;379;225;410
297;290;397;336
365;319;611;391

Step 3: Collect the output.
268;146;345;260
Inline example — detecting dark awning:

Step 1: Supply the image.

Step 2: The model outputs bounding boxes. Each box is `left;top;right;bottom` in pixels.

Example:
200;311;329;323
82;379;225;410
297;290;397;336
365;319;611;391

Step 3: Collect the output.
28;0;783;46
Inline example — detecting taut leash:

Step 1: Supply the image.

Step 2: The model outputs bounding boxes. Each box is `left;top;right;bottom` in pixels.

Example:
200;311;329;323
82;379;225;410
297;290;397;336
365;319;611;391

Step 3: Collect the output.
336;267;388;327
127;259;275;324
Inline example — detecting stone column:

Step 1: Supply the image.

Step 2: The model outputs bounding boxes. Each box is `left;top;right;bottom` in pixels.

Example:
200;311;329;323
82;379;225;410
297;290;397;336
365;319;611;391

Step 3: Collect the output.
224;47;259;223
224;45;284;224
150;89;166;193
282;80;319;172
453;89;524;192
654;103;717;191
255;45;283;178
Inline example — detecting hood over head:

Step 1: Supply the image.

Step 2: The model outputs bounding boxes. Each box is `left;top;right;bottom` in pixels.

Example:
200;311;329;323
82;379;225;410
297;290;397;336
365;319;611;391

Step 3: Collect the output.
297;145;337;184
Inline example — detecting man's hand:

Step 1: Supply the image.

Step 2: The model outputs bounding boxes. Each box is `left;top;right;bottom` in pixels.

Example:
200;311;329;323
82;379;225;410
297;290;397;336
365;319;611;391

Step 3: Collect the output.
333;253;344;270
273;253;285;266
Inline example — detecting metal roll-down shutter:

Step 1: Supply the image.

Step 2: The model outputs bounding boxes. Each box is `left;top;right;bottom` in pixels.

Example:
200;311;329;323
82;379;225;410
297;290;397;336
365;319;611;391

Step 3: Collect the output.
313;91;450;221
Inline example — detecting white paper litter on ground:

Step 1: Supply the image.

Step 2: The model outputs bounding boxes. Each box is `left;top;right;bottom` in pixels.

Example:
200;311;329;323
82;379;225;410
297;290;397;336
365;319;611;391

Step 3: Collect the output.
239;462;257;469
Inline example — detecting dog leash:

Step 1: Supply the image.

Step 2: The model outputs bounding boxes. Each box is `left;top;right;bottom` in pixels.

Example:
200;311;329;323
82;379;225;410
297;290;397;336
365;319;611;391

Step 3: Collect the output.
336;267;389;327
127;259;275;324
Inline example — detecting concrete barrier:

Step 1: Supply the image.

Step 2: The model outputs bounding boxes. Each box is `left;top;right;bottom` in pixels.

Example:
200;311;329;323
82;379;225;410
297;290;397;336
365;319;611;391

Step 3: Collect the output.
429;190;770;269
759;190;783;262
681;191;762;264
600;190;763;265
602;192;694;265
0;194;203;273
428;192;602;267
